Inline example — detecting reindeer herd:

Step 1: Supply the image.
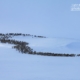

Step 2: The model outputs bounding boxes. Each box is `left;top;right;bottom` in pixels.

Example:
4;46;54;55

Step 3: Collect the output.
0;33;80;57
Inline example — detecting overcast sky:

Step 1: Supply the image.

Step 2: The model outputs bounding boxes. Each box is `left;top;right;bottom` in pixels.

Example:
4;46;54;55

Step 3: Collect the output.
0;0;80;39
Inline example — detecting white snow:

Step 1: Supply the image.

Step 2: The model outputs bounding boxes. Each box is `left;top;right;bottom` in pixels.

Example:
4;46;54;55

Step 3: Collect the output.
0;36;80;80
11;36;80;53
0;43;12;48
0;48;80;80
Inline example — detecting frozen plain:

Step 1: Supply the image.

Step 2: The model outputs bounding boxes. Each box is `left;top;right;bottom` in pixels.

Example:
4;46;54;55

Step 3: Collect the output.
0;36;80;80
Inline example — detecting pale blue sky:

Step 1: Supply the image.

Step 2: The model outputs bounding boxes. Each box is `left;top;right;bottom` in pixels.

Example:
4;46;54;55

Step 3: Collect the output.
0;0;80;39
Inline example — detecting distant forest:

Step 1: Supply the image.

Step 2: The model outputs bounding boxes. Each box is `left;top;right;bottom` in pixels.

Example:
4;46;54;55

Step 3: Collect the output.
0;33;80;57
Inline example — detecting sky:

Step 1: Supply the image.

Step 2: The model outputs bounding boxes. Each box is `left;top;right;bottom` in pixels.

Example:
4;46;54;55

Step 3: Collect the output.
0;0;80;39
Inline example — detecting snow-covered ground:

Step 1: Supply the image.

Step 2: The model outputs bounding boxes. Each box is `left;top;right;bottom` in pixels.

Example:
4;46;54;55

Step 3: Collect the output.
0;46;80;80
0;36;80;80
11;36;80;54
